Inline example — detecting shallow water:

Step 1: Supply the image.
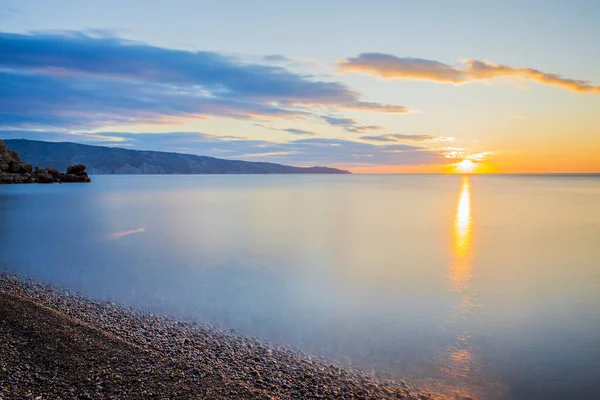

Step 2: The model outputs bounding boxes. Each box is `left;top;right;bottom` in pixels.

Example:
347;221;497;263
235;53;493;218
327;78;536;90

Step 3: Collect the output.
1;175;599;399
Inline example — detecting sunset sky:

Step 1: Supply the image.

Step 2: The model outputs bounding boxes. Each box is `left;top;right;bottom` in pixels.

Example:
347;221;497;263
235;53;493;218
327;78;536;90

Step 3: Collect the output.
1;0;599;173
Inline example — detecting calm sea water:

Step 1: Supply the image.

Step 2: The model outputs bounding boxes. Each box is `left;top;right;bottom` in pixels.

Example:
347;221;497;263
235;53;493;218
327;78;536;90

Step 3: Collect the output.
1;175;598;399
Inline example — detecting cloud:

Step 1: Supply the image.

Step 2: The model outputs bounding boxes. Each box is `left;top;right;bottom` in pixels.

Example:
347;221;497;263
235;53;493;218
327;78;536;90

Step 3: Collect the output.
322;116;382;133
283;128;316;136
253;124;317;136
437;148;495;163
340;54;466;82
0;130;448;167
1;71;301;129
340;101;409;114
0;31;409;130
463;60;600;93
360;134;444;142
464;151;495;161
339;53;600;93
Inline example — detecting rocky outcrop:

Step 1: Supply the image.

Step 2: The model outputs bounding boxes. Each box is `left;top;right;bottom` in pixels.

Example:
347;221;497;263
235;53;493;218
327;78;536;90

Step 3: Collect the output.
0;140;34;183
0;172;36;184
64;163;91;182
9;162;33;174
33;166;54;184
66;164;86;174
0;140;20;171
0;140;91;184
45;167;64;181
61;173;91;183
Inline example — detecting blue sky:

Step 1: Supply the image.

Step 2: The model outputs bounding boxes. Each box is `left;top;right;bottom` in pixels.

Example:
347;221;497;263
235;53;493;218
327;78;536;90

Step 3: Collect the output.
1;0;599;172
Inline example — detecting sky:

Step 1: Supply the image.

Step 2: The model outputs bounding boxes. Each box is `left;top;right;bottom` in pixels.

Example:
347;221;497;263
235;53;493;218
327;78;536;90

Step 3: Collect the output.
1;0;599;173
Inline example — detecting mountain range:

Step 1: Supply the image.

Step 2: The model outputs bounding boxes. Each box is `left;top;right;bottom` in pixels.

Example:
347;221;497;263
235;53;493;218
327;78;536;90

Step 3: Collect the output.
4;139;350;175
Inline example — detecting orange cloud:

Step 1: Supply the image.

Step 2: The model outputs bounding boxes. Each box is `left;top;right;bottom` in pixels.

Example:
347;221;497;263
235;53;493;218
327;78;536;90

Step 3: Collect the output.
339;53;600;93
360;133;452;142
339;54;467;82
339;101;410;114
464;60;600;93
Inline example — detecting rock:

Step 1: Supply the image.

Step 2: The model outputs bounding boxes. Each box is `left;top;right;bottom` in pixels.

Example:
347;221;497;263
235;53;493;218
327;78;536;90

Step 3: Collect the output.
61;173;90;183
66;164;86;175
0;140;90;184
45;167;63;179
0;140;21;167
8;162;33;174
62;164;90;182
1;140;35;184
33;166;53;184
0;172;35;184
45;167;65;182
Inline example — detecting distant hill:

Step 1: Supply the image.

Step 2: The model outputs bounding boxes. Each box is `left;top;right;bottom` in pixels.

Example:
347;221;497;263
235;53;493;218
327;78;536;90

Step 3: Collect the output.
4;139;350;175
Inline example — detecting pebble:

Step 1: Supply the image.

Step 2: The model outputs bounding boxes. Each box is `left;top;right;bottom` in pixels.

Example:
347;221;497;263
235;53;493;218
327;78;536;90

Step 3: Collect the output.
0;272;435;399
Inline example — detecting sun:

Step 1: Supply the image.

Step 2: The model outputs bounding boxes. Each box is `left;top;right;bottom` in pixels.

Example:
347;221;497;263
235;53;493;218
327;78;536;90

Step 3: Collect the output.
455;159;476;173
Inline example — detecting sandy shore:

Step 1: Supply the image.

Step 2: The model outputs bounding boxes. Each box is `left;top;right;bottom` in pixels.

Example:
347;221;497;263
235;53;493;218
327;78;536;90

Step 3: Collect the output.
0;273;434;399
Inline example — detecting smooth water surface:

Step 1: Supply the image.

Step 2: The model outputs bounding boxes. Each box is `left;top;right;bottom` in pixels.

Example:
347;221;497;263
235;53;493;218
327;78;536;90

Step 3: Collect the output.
1;175;599;399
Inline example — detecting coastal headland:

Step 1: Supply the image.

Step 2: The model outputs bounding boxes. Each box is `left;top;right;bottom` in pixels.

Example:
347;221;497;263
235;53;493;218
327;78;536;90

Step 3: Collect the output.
0;139;90;184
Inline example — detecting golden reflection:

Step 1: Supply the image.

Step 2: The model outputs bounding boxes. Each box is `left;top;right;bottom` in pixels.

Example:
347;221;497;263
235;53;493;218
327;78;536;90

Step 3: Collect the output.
450;177;473;293
429;176;483;399
454;177;471;256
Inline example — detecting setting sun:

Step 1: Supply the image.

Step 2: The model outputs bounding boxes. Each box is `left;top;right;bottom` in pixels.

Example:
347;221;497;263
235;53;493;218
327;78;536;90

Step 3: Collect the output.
455;159;476;173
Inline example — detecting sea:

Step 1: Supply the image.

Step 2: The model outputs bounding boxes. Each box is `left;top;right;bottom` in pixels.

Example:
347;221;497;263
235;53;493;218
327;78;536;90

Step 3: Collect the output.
1;175;598;399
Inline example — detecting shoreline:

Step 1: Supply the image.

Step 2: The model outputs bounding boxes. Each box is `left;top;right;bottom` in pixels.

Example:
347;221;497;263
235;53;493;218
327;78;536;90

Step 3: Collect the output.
0;272;434;399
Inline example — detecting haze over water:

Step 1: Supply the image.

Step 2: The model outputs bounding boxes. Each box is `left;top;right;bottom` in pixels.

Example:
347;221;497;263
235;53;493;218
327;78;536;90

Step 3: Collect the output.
1;175;598;399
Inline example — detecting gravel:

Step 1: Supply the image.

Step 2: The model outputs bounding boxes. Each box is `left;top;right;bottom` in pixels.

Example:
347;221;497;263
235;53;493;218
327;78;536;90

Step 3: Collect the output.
0;272;435;399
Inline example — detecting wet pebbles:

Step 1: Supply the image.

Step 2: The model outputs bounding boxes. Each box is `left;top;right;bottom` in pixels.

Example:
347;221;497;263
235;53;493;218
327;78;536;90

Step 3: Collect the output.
0;273;434;399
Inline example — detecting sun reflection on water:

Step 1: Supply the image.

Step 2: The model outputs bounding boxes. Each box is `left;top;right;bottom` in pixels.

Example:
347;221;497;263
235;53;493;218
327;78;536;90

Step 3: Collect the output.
450;177;473;293
454;178;471;255
428;176;485;399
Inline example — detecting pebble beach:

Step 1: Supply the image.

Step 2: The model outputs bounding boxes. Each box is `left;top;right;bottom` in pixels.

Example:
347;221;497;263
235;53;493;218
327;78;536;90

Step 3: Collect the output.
0;272;434;399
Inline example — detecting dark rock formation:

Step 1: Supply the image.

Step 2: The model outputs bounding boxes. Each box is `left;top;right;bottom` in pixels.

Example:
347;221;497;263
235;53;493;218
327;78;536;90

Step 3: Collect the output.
64;163;91;182
0;172;36;184
33;166;54;184
0;140;91;184
45;167;64;182
1;140;35;183
1;140;19;170
61;172;91;183
66;164;86;175
9;162;33;174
